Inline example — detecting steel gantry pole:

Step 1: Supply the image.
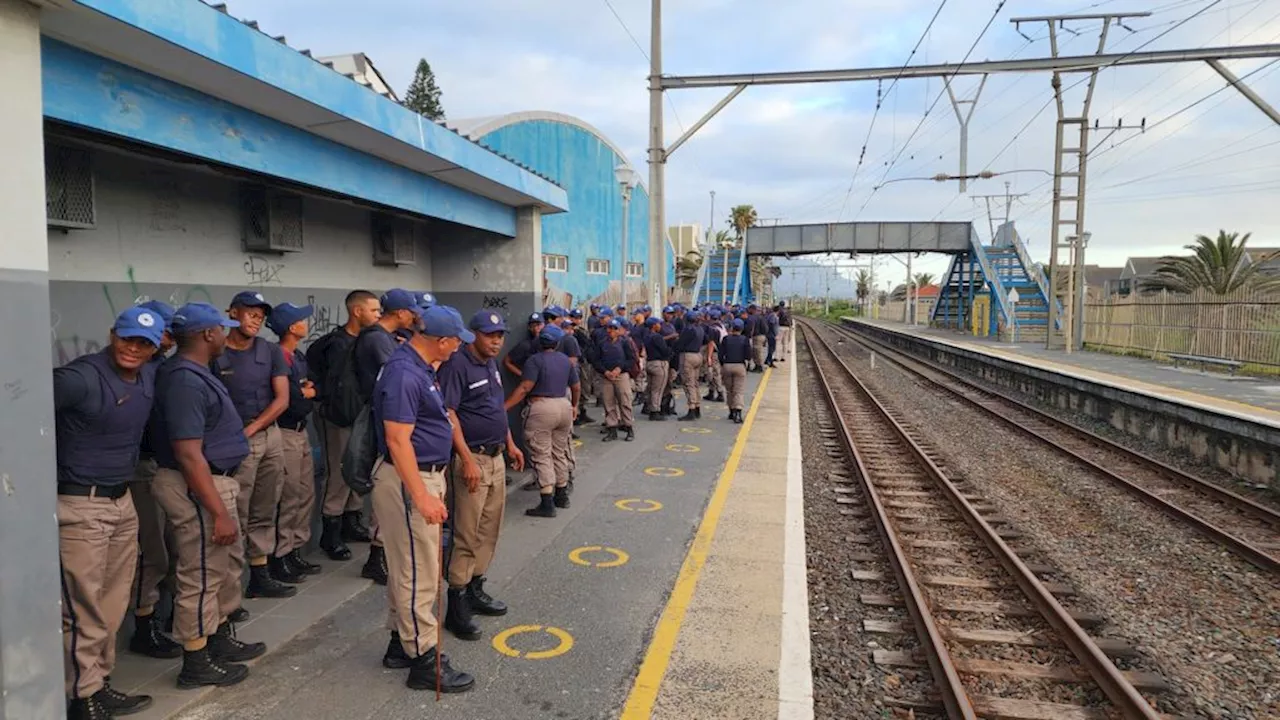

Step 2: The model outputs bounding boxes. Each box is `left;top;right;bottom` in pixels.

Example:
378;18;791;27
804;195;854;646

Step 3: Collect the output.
647;0;665;308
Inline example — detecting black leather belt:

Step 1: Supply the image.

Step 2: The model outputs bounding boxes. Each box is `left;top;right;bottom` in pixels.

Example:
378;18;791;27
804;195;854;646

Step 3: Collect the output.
58;484;128;500
209;463;240;477
277;419;307;432
469;444;504;457
383;456;448;473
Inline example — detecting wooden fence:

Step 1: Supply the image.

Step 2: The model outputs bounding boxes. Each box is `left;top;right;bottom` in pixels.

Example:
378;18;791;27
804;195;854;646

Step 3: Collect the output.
1082;288;1280;368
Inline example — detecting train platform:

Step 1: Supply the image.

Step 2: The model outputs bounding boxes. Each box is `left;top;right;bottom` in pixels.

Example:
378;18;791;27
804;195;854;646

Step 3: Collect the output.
850;317;1280;427
113;349;813;720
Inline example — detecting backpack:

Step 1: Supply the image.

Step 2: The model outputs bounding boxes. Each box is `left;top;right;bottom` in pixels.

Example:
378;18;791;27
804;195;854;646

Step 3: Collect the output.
625;337;643;380
325;337;365;428
341;403;378;496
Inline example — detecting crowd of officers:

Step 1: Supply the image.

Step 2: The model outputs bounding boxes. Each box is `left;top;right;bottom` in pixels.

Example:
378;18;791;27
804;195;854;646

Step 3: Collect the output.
53;286;792;719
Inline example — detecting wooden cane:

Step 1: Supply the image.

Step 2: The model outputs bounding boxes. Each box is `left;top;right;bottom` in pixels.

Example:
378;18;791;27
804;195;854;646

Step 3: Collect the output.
436;521;443;702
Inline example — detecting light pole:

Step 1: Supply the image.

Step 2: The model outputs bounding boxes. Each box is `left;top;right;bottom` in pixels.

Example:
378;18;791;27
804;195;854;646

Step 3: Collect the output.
615;164;639;305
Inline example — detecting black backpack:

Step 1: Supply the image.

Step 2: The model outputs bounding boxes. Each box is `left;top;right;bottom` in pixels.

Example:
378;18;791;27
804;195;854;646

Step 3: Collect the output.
341;404;378;496
324;337;365;428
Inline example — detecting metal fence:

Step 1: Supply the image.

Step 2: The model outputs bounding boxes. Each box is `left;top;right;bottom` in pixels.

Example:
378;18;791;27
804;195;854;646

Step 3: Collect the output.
1082;288;1280;368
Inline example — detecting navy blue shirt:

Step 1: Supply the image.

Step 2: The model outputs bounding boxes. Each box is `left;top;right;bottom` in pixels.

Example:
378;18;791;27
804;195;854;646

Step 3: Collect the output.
277;347;314;429
438;347;508;447
373;343;452;466
719;334;752;364
153;357;250;471
217;338;288;424
674;324;706;354
644;329;673;362
355;325;399;400
593;336;635;373
557;333;582;360
507;335;537;373
523;350;580;397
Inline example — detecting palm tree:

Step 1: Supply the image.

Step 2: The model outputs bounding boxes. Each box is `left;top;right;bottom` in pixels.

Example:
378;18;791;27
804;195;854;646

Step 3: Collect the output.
728;204;758;240
855;269;872;314
1143;230;1280;293
913;272;935;288
675;250;703;289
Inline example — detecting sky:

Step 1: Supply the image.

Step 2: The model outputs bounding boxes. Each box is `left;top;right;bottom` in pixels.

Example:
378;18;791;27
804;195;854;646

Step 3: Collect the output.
232;0;1280;291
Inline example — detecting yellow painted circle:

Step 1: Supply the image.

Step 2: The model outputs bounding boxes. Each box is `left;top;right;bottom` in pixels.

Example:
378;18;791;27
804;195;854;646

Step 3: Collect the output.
568;545;630;568
615;498;664;513
491;624;575;660
572;439;584;449
680;427;713;434
644;467;685;477
665;443;701;453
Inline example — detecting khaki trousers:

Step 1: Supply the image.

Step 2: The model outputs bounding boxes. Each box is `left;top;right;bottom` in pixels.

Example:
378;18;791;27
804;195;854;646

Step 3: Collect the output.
524;398;573;492
602;372;635;428
230;426;285;590
680;353;704;410
275;427;316;557
751;335;767;368
707;353;724;395
59;491;139;699
152;468;240;642
723;363;748;410
372;463;444;658
320;419;363;516
777;326;791;360
129;456;172;613
645;361;669;412
447;452;506;587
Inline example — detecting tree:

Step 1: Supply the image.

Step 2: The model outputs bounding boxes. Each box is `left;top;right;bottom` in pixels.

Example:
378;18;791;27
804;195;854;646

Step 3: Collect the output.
855;269;872;313
1143;230;1280;294
913;272;935;288
675;250;704;289
728;204;758;239
403;58;445;121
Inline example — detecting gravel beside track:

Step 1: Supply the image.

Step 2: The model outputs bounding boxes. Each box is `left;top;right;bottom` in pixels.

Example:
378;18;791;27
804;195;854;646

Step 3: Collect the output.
823;324;1280;720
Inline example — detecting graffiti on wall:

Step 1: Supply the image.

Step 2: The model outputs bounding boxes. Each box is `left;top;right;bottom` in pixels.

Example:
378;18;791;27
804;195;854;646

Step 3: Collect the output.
304;294;342;343
482;295;509;311
244;255;285;286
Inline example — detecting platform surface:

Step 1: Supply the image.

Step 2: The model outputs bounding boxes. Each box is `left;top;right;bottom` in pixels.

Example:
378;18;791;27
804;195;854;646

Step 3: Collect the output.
120;348;810;720
850;317;1280;427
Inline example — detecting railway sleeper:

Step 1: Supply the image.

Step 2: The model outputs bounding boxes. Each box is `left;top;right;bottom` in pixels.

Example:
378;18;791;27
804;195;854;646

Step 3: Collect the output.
860;597;1105;627
870;649;1167;692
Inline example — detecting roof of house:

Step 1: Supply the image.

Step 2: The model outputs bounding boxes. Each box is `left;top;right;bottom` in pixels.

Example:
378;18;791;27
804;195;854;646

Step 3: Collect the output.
1122;256;1166;279
1085;265;1125;286
916;284;941;298
316;53;398;102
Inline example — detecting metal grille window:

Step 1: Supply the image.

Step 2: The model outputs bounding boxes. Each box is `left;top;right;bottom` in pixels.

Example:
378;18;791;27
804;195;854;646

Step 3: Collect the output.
586;258;610;275
543;254;568;272
45;144;96;229
626;262;644;278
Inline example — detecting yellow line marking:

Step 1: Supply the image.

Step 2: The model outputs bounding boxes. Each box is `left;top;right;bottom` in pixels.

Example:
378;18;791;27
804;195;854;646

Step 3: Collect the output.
620;367;774;719
492;624;575;660
615;498;664;513
572;439;584;449
644;467;685;477
680;427;713;434
664;443;701;453
568;545;630;568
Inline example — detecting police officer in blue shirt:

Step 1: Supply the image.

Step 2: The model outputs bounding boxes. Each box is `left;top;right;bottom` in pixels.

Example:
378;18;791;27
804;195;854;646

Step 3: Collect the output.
505;325;580;516
151;303;266;690
502;312;545;378
372;305;476;693
56;307;163;719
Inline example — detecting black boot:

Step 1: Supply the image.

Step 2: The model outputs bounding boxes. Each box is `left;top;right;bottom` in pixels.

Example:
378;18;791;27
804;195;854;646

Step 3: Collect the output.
602;427;619;442
679;408;699;421
361;546;388;586
66;694;112;720
176;646;249;689
623;426;635;442
227;607;250;623
319;515;352;561
695;407;703;419
96;682;153;716
703;390;715;401
663;397;678;415
526;494;557;518
466;576;508;616
383;631;412;669
577;410;596;424
129;611;182;659
716;392;725;402
341;511;371;543
444;588;482;641
268;555;306;585
287;549;322;575
406;646;475;693
208;620;266;663
246;563;297;598
648;411;665;422
553;486;571;509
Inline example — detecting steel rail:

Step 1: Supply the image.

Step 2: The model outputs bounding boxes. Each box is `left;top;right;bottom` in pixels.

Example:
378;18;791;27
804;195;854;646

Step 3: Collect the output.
800;320;1162;719
831;321;1280;574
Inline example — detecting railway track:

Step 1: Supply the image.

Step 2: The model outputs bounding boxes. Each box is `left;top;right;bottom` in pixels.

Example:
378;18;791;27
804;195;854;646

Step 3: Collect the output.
800;321;1168;720
825;319;1280;574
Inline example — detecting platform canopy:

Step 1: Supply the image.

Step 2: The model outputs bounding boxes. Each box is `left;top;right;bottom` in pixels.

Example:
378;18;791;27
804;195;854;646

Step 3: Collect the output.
745;221;976;257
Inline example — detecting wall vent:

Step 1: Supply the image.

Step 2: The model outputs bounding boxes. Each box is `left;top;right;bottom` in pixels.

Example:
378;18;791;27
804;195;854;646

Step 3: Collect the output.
371;213;416;266
46;144;96;229
241;185;305;253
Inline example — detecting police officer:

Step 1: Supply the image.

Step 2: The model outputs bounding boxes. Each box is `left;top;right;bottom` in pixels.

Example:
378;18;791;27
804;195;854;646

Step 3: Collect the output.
57;307;162;719
152;303;266;690
437;311;526;641
765;305;780;368
127;300;184;661
776;300;792;362
217;291;294;599
745;304;767;372
593;319;637;441
658;307;680;417
569;308;595;424
503;312;545;378
370;304;475;692
629;308;649;407
675;311;707;421
642;316;672;422
589;307;613;412
505;325;579;516
703;309;727;404
719;319;752;423
266;303;321;584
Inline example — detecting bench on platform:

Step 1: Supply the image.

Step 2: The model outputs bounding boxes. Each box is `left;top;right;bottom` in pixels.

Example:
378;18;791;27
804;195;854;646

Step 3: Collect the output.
1167;352;1244;376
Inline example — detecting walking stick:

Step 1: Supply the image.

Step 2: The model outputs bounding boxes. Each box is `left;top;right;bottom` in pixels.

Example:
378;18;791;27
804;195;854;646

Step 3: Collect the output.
436;521;443;702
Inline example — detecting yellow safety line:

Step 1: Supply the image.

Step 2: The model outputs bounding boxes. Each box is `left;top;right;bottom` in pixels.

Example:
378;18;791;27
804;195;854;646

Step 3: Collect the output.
619;367;775;719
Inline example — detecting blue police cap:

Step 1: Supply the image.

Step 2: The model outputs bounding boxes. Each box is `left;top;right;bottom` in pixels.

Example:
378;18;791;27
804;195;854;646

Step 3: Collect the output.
732;318;745;330
113;306;165;346
526;312;545;325
231;290;272;312
416;291;436;310
570;308;584;318
171;303;240;335
137;300;175;330
382;288;423;316
600;307;614;317
422;305;475;343
607;319;622;329
709;309;722;319
662;305;674;314
645;316;661;328
538;324;565;346
267;302;314;336
470;310;507;334
542;305;562;320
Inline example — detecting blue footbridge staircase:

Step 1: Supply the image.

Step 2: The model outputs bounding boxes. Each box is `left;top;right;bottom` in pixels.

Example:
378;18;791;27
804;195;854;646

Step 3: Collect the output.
691;239;754;307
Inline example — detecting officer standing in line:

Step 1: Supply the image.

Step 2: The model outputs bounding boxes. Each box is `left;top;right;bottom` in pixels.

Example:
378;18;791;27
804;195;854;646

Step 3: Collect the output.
719;319;752;423
569;308;595;425
216;291;295;599
502;312;545;378
764;305;780;368
589;307;613;413
505;324;580;516
266;303;322;584
675;311;706;421
642;316;672;422
151;303;266;691
56;307;163;719
593;319;637;441
126;300;184;661
702;309;726;404
745;304;767;372
628;308;649;408
369;305;475;692
658;307;680;417
437;311;526;642
776;301;792;362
